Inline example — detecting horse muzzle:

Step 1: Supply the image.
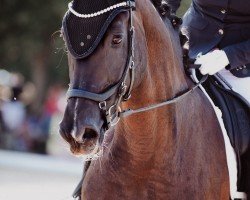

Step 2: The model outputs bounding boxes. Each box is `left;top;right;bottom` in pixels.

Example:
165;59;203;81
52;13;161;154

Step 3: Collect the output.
59;100;106;155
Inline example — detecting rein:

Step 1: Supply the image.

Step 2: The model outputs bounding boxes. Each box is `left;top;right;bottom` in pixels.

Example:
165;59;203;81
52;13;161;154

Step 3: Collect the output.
66;0;207;131
119;74;208;118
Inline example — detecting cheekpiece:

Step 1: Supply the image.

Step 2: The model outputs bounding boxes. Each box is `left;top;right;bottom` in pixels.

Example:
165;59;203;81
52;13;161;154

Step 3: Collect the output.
62;0;135;59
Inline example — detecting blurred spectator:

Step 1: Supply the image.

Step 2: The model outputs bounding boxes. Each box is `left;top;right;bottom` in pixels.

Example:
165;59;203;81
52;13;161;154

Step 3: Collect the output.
0;72;32;152
0;85;27;151
1;86;25;131
25;112;50;154
0;70;67;155
0;99;7;137
26;84;65;154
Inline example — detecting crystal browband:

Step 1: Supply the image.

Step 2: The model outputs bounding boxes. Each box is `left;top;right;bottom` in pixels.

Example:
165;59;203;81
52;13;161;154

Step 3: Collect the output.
68;1;134;18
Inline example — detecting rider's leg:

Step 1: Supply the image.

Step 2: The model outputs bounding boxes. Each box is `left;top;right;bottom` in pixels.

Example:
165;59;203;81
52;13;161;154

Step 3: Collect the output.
218;68;250;199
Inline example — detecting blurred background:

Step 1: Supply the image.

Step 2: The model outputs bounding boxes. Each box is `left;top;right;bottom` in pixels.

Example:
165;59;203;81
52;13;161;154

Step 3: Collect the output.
0;0;190;199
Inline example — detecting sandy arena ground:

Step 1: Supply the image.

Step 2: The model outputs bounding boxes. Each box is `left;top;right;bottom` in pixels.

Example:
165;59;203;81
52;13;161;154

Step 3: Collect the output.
0;150;82;200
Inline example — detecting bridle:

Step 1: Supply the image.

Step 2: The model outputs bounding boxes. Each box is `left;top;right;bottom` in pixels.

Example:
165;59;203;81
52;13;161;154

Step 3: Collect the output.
67;1;136;131
66;0;207;132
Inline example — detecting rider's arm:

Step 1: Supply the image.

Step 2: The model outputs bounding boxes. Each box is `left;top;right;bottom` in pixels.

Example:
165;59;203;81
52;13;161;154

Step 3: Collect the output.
194;39;250;75
166;0;182;13
223;39;250;69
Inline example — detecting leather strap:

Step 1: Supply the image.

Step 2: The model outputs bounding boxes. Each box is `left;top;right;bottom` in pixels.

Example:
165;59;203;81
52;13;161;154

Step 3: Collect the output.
67;82;120;102
119;75;208;118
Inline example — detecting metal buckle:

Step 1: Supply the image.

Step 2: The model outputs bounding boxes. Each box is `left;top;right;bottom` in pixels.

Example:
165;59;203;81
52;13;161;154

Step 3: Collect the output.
108;104;121;127
119;82;127;96
126;1;135;8
130;60;134;69
99;101;107;110
123;94;131;101
108;104;118;117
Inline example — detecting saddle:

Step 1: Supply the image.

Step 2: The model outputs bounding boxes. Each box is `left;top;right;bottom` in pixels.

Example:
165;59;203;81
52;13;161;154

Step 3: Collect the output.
202;75;250;195
203;76;250;156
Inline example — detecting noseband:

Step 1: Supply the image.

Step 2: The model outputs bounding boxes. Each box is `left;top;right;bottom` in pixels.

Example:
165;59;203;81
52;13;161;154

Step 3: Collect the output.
66;0;207;132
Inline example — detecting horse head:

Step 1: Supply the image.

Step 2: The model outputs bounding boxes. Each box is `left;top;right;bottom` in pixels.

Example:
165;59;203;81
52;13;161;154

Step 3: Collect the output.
59;0;147;155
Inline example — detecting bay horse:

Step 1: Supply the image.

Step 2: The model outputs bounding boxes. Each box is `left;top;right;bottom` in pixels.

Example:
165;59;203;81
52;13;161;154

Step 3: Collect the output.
59;0;230;199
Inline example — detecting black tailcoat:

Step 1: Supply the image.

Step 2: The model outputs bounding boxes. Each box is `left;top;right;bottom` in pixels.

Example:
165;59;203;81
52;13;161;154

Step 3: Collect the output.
167;0;250;77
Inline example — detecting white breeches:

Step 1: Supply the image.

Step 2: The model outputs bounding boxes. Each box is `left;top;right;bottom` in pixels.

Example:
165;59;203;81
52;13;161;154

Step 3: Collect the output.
219;69;250;104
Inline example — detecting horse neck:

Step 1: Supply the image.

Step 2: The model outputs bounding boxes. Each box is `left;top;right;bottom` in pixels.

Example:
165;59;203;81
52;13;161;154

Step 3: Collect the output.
111;0;190;173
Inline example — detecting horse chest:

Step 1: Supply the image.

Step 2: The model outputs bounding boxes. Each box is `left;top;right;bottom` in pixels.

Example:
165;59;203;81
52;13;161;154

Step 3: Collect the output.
82;177;161;200
82;163;181;200
82;162;228;200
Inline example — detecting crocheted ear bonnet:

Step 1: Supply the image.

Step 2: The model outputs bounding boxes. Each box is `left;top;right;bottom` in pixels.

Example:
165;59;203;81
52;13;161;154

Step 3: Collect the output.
62;0;135;59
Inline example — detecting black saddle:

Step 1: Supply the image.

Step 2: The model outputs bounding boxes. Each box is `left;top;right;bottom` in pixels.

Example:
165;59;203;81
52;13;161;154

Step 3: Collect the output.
204;76;250;155
203;75;250;196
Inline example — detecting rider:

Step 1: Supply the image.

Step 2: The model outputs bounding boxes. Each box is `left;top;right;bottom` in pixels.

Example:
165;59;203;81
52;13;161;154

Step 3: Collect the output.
166;0;250;102
166;0;250;198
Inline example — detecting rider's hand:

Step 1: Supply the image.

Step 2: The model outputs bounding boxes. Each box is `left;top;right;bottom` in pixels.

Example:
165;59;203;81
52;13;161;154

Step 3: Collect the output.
194;50;230;75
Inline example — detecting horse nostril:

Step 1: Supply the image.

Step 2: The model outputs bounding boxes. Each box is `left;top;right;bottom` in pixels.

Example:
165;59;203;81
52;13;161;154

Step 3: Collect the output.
83;128;98;140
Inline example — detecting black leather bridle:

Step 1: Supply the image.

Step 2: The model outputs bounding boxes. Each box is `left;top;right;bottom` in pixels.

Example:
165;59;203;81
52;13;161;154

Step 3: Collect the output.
67;1;136;131
66;0;208;132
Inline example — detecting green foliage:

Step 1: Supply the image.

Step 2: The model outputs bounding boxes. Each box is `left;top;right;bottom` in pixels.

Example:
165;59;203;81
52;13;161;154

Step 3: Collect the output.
0;0;68;83
0;0;192;86
177;0;192;17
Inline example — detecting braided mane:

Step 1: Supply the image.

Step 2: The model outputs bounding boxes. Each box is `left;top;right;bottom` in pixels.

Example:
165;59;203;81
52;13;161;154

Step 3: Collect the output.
150;0;171;17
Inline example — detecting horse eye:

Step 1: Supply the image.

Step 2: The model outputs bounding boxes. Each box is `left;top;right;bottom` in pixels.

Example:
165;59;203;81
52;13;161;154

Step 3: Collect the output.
112;35;123;45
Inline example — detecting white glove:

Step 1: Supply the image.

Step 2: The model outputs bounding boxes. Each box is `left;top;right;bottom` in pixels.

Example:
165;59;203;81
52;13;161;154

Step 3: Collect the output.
194;50;229;75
